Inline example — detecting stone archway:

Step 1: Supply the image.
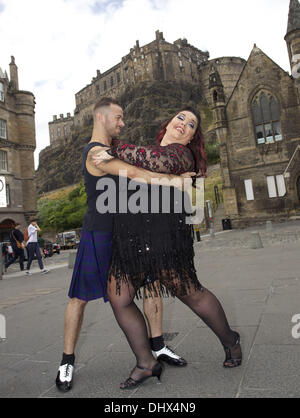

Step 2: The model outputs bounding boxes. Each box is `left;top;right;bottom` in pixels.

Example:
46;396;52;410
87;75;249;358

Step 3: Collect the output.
0;218;15;243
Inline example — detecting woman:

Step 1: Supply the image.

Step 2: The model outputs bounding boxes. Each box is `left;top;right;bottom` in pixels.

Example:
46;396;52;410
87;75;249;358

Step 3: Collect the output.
95;106;242;389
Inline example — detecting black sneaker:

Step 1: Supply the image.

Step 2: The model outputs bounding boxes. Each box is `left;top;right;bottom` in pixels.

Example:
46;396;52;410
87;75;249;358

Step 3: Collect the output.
56;363;74;392
153;345;187;367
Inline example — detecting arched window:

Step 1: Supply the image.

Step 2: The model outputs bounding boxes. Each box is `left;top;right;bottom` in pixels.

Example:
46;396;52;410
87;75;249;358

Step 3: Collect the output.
252;92;282;145
0;82;4;101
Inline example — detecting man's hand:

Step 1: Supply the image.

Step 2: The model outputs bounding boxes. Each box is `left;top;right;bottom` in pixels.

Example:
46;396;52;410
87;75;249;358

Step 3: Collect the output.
92;149;114;166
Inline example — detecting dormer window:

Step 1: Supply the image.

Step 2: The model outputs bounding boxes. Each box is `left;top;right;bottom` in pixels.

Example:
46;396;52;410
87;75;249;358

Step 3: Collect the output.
0;82;4;101
252;92;282;145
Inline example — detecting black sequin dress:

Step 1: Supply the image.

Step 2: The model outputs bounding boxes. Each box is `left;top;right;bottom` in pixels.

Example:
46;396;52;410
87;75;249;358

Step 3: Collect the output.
107;142;203;298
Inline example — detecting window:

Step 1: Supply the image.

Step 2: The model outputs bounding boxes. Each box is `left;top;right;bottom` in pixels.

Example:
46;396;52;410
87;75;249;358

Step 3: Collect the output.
0;150;8;171
117;73;120;83
6;184;10;206
267;175;286;198
96;84;100;95
63;125;68;136
104;80;107;91
0;82;4;101
110;76;114;87
57;127;61;137
244;179;254;201
252;92;282;145
0;119;6;139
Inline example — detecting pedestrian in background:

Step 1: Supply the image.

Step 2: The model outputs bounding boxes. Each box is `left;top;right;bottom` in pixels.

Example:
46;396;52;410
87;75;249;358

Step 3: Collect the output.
2;244;9;265
5;223;25;272
7;244;13;261
25;218;49;276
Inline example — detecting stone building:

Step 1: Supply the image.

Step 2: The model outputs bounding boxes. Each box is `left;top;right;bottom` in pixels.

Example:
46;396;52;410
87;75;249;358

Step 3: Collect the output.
49;112;73;146
0;56;37;241
211;0;300;227
48;30;245;146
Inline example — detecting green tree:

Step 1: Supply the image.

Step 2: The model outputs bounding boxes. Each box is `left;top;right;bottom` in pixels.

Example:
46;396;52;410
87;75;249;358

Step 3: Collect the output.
37;184;87;232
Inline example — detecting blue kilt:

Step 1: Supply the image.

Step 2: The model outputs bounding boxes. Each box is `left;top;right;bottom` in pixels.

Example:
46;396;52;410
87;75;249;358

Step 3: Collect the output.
68;229;112;302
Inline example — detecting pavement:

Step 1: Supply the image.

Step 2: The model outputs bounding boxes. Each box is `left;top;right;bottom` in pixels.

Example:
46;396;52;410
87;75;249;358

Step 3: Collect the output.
1;219;300;398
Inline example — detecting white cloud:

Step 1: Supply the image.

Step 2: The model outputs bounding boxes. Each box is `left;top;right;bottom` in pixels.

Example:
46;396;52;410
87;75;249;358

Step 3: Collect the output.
0;0;292;169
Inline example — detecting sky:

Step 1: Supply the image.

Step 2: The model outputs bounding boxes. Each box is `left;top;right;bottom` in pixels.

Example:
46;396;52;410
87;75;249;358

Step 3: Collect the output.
0;0;293;169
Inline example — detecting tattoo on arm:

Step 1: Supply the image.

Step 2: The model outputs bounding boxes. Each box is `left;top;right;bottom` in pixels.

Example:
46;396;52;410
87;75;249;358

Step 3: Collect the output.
88;147;114;165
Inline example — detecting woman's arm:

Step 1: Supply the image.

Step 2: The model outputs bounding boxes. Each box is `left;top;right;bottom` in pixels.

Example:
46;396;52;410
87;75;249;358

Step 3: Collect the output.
94;143;195;175
87;146;195;188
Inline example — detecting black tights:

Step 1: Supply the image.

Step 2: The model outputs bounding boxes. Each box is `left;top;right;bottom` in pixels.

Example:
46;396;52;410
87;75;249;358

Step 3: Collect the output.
108;278;237;380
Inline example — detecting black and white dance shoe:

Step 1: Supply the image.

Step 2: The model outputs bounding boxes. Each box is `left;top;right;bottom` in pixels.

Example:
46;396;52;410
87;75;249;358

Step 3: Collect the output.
153;346;187;367
56;363;74;392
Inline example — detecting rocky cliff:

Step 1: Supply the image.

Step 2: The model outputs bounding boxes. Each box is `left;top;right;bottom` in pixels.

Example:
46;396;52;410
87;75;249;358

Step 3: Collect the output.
36;80;215;194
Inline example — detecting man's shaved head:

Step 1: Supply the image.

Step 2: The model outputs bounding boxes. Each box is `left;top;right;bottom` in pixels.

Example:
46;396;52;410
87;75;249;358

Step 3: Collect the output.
93;97;122;119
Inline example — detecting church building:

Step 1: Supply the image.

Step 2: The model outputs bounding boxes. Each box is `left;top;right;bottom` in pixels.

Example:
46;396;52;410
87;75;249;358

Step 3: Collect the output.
210;0;300;227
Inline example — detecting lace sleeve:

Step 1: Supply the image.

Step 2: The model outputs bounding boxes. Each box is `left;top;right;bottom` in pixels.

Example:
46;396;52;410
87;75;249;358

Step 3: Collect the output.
108;143;195;174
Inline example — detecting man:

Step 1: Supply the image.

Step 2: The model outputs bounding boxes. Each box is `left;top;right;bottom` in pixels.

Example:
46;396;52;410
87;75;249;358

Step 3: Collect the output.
56;98;186;392
5;223;25;272
25;218;49;275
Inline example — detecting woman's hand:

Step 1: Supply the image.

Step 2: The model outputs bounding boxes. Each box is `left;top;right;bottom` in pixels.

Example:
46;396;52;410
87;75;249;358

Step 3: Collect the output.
92;149;114;167
167;172;196;190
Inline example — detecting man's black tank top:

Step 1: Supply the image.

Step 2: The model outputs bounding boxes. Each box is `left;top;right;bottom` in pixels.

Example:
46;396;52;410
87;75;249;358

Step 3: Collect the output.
82;142;118;233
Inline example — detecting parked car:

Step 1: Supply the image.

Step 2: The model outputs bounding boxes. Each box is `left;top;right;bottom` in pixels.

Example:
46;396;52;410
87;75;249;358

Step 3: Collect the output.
43;240;54;257
52;243;60;254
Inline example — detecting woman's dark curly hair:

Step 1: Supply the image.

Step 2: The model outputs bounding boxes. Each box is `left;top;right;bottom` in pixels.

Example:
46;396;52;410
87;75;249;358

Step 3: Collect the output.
156;106;207;176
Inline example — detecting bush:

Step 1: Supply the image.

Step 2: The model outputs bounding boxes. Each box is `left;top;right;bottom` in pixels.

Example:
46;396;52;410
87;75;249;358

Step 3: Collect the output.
38;183;87;232
205;143;220;164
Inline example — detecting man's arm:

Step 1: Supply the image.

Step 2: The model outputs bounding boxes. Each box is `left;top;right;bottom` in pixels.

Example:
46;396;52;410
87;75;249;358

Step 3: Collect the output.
87;146;195;188
27;224;37;239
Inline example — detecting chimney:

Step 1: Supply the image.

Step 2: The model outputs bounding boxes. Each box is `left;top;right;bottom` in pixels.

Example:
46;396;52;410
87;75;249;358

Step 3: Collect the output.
60;114;64;119
53;115;57;121
155;30;164;42
9;56;19;90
